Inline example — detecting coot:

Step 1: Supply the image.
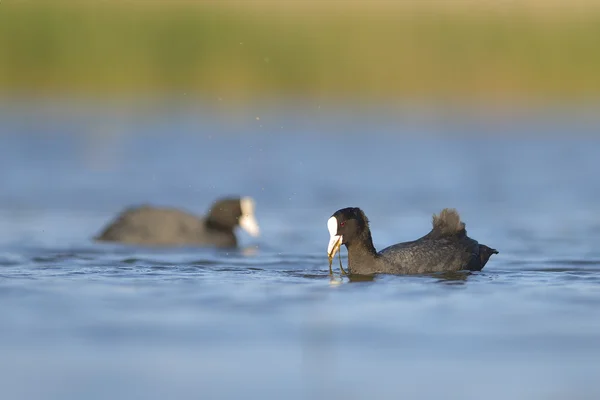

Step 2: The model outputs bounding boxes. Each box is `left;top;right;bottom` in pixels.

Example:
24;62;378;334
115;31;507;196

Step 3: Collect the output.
95;197;259;248
327;207;497;275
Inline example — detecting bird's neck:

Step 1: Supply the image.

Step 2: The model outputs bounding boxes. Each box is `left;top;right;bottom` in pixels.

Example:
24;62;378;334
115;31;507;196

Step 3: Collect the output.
204;219;236;241
346;230;379;274
205;218;232;233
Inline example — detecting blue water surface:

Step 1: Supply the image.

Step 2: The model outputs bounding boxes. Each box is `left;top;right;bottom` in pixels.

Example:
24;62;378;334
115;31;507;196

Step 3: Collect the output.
1;102;599;400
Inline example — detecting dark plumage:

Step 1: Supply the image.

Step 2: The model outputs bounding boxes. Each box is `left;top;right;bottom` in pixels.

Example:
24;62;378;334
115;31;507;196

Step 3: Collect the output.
327;207;497;275
95;197;259;248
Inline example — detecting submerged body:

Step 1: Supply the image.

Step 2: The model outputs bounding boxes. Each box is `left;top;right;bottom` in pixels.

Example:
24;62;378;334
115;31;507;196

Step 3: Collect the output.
95;197;259;248
327;208;497;276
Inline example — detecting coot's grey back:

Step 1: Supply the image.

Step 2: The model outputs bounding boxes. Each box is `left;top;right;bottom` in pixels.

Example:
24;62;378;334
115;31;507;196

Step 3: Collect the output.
377;209;481;274
378;237;478;274
95;206;221;247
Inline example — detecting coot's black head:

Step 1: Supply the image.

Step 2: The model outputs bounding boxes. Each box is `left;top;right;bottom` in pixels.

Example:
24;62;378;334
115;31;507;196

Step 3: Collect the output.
327;207;371;259
206;197;260;237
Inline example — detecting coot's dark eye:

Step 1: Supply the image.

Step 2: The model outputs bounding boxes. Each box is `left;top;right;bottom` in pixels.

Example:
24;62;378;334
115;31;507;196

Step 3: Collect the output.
340;221;346;227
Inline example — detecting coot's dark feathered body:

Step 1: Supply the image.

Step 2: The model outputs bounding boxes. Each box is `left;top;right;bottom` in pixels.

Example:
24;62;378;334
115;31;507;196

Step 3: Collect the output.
95;197;259;248
327;208;497;275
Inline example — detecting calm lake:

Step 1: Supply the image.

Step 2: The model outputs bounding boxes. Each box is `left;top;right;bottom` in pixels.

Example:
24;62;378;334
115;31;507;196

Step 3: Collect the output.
1;101;600;400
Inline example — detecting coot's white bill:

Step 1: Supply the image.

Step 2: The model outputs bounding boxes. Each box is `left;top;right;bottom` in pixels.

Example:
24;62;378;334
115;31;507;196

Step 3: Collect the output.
327;216;342;260
240;197;260;237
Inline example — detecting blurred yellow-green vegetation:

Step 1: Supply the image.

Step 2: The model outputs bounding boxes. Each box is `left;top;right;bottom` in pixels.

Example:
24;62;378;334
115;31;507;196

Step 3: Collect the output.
2;0;600;103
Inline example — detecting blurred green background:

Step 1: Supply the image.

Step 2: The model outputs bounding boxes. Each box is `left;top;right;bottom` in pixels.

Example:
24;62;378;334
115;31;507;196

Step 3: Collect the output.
1;0;600;104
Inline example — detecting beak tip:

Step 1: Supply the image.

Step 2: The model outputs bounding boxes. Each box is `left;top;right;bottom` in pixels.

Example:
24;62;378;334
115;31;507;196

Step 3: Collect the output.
327;235;342;259
246;226;260;237
240;214;260;237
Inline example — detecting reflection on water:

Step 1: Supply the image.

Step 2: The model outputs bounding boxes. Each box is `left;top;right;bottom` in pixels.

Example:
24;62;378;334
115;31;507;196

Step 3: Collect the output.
1;104;600;399
346;273;377;283
431;270;472;283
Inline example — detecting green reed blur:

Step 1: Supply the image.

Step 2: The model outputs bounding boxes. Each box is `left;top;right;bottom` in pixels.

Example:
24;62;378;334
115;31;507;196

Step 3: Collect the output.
1;2;599;102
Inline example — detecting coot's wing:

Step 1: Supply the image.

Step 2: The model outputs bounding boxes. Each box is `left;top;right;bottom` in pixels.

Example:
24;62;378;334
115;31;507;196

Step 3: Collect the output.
378;237;474;274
